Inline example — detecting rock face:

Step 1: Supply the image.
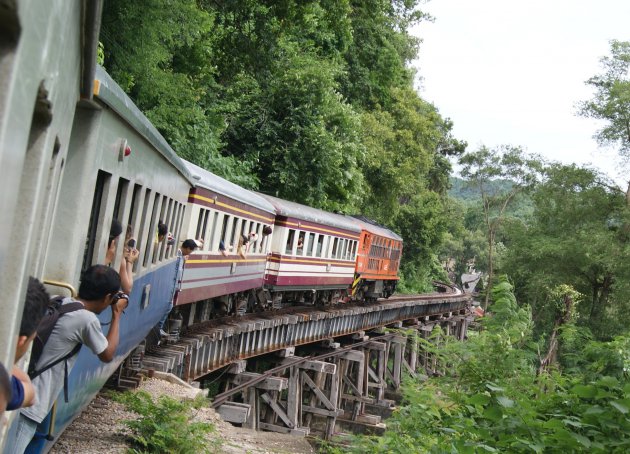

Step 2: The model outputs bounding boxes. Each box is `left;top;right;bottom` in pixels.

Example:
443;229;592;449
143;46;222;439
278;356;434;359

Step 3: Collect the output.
51;377;314;454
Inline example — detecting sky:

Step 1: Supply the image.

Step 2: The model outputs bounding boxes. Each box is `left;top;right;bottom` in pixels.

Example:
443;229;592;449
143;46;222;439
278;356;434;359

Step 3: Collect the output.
412;0;630;184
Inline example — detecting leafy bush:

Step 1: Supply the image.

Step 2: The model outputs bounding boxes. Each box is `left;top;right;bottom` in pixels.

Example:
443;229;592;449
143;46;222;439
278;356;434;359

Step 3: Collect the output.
327;277;630;453
113;390;220;454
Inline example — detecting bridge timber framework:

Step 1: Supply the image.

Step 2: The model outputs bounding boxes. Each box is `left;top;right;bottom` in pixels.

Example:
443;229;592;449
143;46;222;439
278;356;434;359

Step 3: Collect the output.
129;293;473;437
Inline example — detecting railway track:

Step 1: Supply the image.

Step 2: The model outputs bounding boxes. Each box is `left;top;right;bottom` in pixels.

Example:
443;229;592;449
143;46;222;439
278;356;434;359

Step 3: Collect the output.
133;284;470;383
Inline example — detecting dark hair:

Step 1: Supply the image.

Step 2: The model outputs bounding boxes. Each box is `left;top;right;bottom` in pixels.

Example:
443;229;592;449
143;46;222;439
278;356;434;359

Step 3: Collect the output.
109;219;123;247
157;221;168;237
262;225;273;236
240;234;250;244
182;239;197;251
0;361;11;406
20;277;50;337
79;265;121;300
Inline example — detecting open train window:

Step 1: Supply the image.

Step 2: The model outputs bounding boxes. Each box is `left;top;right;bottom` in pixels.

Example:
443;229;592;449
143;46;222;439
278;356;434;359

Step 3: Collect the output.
285;229;295;254
206;211;218;251
315;235;324;257
152;195;168;263
331;238;338;259
173;202;185;256
82;170;111;271
143;192;160;267
127;184;142;235
306;233;315;256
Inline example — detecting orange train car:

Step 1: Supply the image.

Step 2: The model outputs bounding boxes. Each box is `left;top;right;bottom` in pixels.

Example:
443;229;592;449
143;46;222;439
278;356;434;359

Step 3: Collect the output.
351;216;403;301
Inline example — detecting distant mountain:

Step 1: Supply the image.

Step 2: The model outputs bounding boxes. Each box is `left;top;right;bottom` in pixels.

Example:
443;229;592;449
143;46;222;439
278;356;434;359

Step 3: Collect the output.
448;177;533;219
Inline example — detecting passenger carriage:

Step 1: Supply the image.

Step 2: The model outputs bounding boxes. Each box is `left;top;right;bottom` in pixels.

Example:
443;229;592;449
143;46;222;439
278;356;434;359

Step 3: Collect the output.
260;195;361;306
175;161;275;317
351;216;403;301
19;66;195;451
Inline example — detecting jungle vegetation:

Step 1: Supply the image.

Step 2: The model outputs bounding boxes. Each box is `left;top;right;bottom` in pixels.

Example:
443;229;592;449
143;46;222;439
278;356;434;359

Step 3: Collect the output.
100;3;630;449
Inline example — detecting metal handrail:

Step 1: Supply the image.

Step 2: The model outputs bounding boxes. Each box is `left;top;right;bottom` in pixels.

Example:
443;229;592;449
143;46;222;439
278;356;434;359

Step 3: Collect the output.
43;279;77;297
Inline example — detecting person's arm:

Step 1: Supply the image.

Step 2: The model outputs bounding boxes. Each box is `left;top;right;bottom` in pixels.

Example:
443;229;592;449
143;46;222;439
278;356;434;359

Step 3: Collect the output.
105;238;117;266
10;366;34;408
97;298;127;362
119;248;139;294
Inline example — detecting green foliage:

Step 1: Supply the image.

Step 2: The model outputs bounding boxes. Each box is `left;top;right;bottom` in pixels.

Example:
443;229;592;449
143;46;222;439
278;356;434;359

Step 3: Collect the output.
328;279;630;454
578;40;630;158
113;391;219;454
100;0;463;286
501;163;630;338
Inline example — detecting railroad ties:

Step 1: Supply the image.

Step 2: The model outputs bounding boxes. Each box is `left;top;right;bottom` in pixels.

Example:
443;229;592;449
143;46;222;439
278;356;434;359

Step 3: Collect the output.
139;293;473;437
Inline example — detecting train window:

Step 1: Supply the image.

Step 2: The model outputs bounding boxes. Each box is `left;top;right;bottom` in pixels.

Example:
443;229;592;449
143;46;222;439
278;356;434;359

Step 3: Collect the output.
143;192;161;267
331;238;338;259
112;178;129;222
315;235;324;257
297;231;306;255
285;229;295;254
127;184;142;235
161;198;175;261
174;202;185;256
205;211;218;251
220;214;231;252
135;188;151;271
229;217;239;248
351;240;357;260
195;209;205;240
321;236;329;258
82;170;111;271
252;222;261;253
152;195;168;263
306;233;315;256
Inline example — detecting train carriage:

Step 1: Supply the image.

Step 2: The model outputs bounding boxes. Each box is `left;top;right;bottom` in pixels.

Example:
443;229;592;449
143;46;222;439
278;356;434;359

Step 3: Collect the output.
19;65;196;451
260;195;361;306
351;216;403;301
175;161;276;316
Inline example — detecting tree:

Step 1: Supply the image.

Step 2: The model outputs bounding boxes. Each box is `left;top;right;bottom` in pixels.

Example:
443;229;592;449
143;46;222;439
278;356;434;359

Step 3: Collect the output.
578;40;630;159
459;145;541;309
502;164;630;338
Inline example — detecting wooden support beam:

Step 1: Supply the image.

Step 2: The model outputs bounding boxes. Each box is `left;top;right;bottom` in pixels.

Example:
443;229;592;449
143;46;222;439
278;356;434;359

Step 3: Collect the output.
302;372;335;411
302;405;344;417
286;366;300;429
217;402;250;424
275;346;295;357
261;392;294;428
231;372;288;391
227;360;247;374
258;422;309;436
299;360;337;374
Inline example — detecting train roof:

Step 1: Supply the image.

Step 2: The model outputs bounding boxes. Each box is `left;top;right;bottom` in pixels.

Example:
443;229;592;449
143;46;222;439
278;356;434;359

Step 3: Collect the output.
259;194;361;233
93;66;194;184
349;215;403;241
184;161;276;214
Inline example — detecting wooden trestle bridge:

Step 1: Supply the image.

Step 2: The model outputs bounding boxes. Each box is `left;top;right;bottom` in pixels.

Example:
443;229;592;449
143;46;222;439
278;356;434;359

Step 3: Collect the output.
118;286;473;438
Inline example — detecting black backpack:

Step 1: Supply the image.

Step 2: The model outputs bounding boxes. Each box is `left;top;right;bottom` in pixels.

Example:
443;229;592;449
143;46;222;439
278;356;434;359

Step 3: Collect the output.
28;296;85;402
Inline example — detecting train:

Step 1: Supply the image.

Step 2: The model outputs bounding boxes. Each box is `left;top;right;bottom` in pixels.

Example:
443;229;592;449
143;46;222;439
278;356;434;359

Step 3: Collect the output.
0;1;402;451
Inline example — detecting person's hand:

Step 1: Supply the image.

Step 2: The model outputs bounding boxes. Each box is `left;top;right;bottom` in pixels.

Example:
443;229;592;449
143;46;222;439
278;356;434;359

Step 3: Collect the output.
105;239;117;266
111;296;128;316
124;247;139;264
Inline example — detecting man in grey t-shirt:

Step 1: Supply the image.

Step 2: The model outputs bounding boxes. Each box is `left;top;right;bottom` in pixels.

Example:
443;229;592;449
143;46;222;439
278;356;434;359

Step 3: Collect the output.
4;265;128;454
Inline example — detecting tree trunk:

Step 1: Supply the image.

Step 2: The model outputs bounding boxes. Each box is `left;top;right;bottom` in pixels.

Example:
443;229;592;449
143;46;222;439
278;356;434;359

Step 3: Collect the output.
483;233;494;311
538;294;574;375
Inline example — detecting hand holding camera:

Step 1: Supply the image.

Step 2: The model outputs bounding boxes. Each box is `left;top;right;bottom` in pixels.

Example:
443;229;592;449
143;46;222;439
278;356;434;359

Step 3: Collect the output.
111;291;129;314
123;238;139;264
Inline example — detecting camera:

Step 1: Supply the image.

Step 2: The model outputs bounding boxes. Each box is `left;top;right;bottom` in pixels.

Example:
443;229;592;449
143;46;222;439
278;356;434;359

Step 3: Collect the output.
127;238;136;248
112;291;129;304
